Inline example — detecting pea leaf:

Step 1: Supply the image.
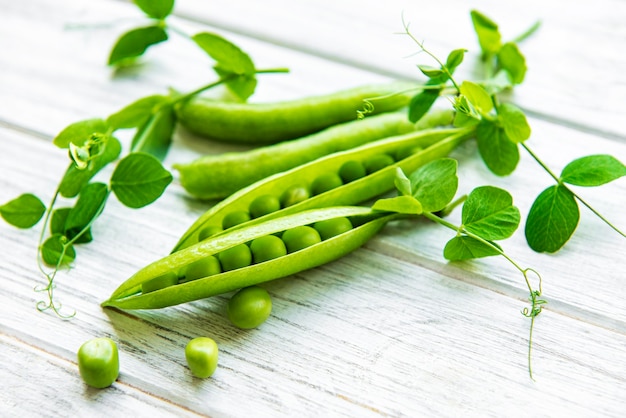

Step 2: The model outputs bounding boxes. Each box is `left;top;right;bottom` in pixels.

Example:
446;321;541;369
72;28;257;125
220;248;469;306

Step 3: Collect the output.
50;207;93;244
498;42;527;84
470;10;501;56
213;66;258;102
107;95;169;130
525;184;580;253
560;154;626;187
408;88;440;123
444;236;501;260
108;25;168;66
111;152;173;208
498;102;531;143
65;182;109;242
418;65;445;79
133;0;174;19
0;193;46;228
462;186;520;240
445;49;466;74
59;137;122;198
372;195;423;215
53;119;109;149
409;158;458;213
41;234;76;267
476;119;519;176
452;95;481;128
460;81;493;115
130;104;176;161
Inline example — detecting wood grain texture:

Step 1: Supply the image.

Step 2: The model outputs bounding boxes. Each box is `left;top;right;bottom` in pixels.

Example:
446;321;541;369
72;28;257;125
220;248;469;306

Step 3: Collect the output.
1;0;625;416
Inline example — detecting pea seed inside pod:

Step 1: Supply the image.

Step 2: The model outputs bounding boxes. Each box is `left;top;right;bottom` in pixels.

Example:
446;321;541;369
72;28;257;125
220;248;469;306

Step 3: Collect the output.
282;226;322;253
279;184;310;208
339;160;367;183
182;255;222;282
222;210;251;230
311;173;343;195
313;217;354;240
198;225;223;241
250;235;287;263
141;271;179;294
249;194;281;218
363;154;395;174
218;243;252;271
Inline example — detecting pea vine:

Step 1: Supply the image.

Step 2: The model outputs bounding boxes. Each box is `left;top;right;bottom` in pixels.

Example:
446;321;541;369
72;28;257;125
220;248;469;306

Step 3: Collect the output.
0;19;287;317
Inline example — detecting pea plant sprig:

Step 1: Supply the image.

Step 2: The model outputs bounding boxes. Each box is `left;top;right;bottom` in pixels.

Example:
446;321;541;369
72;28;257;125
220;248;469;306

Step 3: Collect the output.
372;160;545;379
403;10;626;253
0;33;287;317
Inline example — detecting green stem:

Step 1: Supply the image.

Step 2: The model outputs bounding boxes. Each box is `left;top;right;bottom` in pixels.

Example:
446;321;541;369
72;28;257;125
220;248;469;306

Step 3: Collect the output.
512;21;542;44
436;194;467;217
520;142;561;183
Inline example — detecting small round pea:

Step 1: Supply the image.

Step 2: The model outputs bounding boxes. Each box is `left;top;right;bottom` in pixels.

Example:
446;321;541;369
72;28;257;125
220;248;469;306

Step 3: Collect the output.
339;160;367;183
250;235;287;263
313;217;353;240
280;184;310;207
141;271;178;294
282;226;321;253
222;210;251;230
198;225;222;241
182;255;221;282
77;337;119;389
311;173;343;195
227;286;272;329
363;154;395;174
395;145;423;161
249;194;281;218
185;337;219;378
218;243;252;271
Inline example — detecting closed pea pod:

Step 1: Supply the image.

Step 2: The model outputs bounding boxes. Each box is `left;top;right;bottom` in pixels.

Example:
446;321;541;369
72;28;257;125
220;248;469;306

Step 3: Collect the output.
175;82;417;145
172;124;473;252
102;207;395;310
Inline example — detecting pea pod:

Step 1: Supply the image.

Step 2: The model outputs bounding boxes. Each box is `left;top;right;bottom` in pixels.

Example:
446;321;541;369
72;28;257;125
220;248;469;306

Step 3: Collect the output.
175;82;417;144
102;206;394;310
174;110;453;200
173;125;473;252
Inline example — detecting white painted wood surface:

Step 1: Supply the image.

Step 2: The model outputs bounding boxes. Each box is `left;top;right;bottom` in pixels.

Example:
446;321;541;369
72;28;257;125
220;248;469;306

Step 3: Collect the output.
1;0;625;417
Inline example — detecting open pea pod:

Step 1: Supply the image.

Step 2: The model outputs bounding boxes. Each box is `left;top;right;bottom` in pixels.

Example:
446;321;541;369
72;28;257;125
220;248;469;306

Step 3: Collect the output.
102;207;394;310
173;126;473;252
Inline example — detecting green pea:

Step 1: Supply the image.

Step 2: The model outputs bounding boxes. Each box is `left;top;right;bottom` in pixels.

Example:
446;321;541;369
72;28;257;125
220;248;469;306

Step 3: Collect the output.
249;194;281;218
280;184;310;207
282;226;321;253
364;154;395;174
227;286;273;329
218;243;252;271
313;217;353;240
311;173;343;195
250;235;287;263
198;225;222;241
185;337;219;378
339;160;367;183
141;271;178;293
222;210;251;230
77;337;119;389
395;145;423;161
182;255;221;282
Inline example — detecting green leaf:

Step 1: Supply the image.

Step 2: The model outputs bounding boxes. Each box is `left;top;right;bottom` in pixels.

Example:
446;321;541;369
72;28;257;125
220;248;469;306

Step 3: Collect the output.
51;207;93;244
481;70;513;95
443;236;501;260
372;195;422;215
459;81;493;115
498;102;531;143
408;88;440;123
130;104;176;161
53;119;109;149
525;185;580;253
470;10;502;56
108;25;168;66
0;193;46;228
41;234;76;267
213;66;258;102
560;154;626;187
409;158;458;213
133;0;174;19
192;32;256;75
65;182;109;242
59;137;122;198
106;95;169;130
418;65;445;79
452;95;481;128
111;152;173;208
498;42;527;84
445;49;466;74
476;119;520;176
462;186;520;240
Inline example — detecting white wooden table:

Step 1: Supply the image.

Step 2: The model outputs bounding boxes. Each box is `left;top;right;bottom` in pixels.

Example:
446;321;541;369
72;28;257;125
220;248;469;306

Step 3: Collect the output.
1;0;625;416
